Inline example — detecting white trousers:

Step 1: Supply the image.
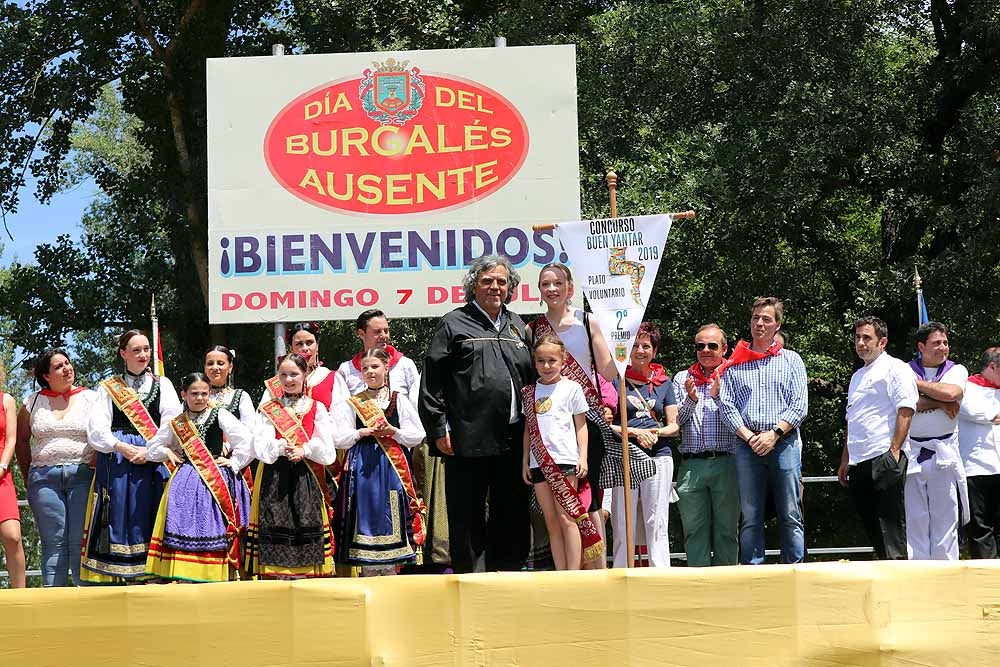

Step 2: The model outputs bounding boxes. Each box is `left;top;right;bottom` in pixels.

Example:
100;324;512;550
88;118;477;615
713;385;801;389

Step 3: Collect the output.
611;455;673;567
905;452;959;560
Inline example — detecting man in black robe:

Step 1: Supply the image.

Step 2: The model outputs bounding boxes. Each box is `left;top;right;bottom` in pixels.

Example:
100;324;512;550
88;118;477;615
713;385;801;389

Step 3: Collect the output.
418;254;534;572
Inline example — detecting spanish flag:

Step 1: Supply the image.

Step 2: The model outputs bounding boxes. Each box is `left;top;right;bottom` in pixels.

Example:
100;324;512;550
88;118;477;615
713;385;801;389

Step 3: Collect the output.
151;295;165;377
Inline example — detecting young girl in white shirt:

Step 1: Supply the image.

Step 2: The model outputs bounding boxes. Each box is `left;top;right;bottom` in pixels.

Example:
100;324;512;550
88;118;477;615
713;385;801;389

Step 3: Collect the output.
521;334;604;570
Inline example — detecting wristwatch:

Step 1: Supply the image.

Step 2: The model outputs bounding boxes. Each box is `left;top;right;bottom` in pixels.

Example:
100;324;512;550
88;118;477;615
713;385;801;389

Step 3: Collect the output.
0;463;8;472
772;425;786;438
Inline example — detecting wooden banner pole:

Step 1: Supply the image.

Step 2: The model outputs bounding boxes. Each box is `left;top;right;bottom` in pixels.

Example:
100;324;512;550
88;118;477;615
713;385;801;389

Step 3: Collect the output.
606;170;635;569
531;209;695;233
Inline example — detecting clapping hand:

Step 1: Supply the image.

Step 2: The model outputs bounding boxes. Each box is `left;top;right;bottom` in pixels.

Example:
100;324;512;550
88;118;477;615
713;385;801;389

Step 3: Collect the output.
684;376;698;401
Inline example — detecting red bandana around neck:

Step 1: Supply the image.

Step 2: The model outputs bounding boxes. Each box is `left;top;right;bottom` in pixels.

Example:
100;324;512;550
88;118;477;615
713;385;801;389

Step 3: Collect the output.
40;386;86;401
723;339;783;369
686;362;723;386
968;374;1000;390
625;363;669;387
351;344;404;371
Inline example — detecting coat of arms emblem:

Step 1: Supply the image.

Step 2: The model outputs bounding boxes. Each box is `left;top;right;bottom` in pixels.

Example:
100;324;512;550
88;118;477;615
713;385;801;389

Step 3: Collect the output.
359;58;425;126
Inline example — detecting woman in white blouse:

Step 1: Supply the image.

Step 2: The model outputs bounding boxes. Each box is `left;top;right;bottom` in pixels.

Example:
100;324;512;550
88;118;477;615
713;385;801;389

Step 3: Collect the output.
15;349;96;586
83;329;181;584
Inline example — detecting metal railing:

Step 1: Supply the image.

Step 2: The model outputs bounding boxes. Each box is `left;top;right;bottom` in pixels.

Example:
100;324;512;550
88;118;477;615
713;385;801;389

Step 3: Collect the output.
1;475;871;581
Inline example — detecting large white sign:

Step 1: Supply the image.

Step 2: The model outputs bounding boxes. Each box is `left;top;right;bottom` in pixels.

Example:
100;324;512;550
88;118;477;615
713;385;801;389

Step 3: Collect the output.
556;215;673;377
207;45;580;324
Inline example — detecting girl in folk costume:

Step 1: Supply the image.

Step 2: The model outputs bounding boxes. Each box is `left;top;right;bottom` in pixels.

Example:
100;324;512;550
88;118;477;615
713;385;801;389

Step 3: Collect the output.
336;309;421;399
335;309;451;572
205;345;257;492
246;354;337;578
331;348;426;576
84;329;182;583
528;263;655;566
520;335;604;569
144;373;254;582
205;346;256;426
261;322;346;410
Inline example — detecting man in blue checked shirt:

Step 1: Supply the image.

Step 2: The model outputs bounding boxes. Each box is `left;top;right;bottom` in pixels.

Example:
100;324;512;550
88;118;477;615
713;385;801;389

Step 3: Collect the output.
673;324;742;566
719;297;809;564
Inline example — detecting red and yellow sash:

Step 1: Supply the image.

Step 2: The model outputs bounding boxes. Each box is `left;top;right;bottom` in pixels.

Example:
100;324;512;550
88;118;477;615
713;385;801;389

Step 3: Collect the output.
522;384;604;564
347;393;427;546
533;316;603;411
264;375;284;400
170;413;242;567
101;376;175;472
259;399;336;528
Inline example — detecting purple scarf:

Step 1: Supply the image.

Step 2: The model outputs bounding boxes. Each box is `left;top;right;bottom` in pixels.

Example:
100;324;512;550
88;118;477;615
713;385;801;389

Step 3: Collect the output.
909;359;956;382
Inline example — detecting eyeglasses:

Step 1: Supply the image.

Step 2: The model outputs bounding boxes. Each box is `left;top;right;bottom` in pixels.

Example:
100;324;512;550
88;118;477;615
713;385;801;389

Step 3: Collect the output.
694;342;720;351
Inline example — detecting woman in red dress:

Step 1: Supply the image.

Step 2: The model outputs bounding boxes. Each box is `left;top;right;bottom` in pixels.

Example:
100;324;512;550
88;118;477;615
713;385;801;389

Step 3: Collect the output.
0;358;26;588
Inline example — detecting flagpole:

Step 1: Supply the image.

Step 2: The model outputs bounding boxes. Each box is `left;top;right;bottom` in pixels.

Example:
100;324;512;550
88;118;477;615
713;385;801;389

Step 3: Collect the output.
530;209;695;233
913;266;923;326
150;295;161;377
606;170;635;569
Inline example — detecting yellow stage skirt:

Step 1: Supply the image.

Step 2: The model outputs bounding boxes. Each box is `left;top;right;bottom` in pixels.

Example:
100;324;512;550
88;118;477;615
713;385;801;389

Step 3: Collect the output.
2;562;1000;665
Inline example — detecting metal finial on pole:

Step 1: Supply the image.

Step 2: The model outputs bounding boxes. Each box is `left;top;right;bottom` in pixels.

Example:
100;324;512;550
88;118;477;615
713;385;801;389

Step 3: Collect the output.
605;169;634;567
913;265;925;328
271;44;285;56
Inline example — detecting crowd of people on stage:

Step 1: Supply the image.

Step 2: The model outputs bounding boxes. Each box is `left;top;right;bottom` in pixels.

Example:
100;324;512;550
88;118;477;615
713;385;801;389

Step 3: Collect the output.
0;253;998;588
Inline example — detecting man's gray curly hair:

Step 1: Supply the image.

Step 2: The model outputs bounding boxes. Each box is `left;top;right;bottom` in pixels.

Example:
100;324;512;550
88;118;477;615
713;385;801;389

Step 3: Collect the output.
462;254;521;305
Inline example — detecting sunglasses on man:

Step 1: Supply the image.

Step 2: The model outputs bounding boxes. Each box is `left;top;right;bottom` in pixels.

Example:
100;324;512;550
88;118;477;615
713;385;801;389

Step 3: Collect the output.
695;342;720;351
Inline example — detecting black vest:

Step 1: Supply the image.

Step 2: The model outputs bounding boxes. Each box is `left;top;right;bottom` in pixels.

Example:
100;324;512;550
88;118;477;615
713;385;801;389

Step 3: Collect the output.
199;410;225;458
110;378;162;436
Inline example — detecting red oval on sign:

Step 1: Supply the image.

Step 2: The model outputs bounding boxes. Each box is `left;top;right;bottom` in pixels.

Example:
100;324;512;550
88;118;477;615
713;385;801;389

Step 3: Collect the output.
263;67;529;216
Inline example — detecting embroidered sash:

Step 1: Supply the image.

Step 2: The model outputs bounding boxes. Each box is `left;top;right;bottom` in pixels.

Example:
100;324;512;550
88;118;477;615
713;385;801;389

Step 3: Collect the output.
522;384;604;563
170;413;242;567
101;376;174;473
264;375;284;400
347;393;427;546
532;315;605;411
259;399;336;528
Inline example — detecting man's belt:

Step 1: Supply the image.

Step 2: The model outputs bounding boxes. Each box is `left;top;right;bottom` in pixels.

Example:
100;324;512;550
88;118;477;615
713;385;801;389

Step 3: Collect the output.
680;450;731;460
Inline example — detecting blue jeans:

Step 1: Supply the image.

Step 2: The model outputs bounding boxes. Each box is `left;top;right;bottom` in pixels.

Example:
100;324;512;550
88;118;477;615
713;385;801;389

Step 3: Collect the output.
27;464;94;586
733;437;804;564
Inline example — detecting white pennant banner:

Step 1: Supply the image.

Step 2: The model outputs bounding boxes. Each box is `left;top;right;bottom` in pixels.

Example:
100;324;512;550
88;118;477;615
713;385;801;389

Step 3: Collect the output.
555;214;673;378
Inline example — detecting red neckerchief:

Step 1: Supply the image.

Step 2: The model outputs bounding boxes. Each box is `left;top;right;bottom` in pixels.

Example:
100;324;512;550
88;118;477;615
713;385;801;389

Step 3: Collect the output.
968;374;1000;390
40;386;87;401
625;363;669;387
686;362;723;386
351;344;403;371
723;339;783;369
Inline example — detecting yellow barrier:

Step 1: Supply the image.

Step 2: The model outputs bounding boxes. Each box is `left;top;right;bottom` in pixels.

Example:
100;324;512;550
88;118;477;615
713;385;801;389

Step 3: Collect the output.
2;561;1000;665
